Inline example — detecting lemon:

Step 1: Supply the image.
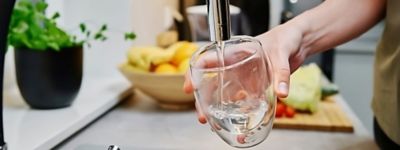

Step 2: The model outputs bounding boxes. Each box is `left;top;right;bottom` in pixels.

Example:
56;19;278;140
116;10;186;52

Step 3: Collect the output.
154;63;178;74
178;58;190;73
171;42;198;66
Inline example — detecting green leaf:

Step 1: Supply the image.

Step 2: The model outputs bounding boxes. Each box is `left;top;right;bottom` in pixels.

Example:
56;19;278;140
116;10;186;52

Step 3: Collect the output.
12;22;29;33
48;42;60;50
86;31;91;37
124;32;136;40
79;23;86;33
35;0;48;13
51;12;60;20
100;24;107;31
94;33;103;40
8;0;112;51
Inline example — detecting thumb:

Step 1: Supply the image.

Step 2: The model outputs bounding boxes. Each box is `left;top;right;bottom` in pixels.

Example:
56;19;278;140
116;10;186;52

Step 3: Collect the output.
272;56;291;99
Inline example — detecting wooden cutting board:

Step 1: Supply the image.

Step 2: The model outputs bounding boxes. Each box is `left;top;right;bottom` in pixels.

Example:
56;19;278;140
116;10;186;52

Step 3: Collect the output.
273;96;354;132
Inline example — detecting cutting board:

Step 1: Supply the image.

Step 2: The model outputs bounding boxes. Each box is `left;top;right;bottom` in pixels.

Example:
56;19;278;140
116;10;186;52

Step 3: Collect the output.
273;96;354;132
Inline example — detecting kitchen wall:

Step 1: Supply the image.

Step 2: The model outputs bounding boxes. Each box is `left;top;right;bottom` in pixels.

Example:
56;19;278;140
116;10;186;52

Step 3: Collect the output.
269;0;283;28
129;0;179;45
61;0;134;78
334;23;384;133
47;0;181;45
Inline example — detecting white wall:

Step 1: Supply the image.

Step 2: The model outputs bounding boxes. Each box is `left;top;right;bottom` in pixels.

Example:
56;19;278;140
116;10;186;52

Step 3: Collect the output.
335;23;384;133
130;0;179;45
269;0;283;28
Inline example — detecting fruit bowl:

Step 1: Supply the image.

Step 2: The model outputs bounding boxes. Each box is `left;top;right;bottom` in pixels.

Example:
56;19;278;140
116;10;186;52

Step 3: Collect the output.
119;63;194;110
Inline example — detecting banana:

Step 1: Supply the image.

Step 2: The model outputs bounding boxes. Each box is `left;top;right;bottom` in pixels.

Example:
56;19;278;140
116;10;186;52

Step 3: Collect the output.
127;46;163;71
126;41;197;73
151;41;191;65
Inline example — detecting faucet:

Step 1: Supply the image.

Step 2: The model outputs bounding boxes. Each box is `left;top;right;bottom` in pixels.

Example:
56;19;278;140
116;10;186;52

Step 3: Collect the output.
0;0;17;149
207;0;231;43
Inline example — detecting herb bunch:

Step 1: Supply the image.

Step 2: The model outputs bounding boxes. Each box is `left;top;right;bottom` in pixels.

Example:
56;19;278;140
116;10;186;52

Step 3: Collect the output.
8;0;110;51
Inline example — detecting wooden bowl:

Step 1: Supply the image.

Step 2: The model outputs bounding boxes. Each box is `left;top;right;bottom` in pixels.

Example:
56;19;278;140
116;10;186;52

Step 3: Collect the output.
119;63;194;110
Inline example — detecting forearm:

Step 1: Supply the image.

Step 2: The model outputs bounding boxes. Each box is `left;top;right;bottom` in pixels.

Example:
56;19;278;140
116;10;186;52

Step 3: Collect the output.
287;0;386;56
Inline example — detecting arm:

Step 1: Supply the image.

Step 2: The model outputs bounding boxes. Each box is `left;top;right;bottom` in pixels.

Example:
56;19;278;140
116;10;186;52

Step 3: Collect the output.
184;0;386;124
256;0;386;98
293;0;385;55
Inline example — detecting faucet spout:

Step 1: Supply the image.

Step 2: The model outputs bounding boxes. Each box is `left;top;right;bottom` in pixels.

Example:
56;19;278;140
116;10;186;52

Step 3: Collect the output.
207;0;231;42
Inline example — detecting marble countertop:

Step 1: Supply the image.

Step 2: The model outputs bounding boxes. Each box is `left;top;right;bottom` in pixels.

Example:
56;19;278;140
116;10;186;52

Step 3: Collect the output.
56;89;378;150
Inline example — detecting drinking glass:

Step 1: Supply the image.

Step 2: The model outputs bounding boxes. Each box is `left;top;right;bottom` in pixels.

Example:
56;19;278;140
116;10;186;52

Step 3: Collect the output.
190;36;276;148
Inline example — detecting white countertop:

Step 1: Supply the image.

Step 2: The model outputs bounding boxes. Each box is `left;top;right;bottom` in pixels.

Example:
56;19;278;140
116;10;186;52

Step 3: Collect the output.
56;89;378;150
4;76;131;150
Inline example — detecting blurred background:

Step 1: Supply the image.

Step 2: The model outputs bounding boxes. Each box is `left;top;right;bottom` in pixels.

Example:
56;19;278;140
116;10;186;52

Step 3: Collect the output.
40;0;382;133
2;0;384;149
7;0;383;136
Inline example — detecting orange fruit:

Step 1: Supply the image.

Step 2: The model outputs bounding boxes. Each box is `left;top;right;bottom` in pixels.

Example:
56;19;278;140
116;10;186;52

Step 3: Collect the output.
178;58;190;73
154;63;178;74
171;42;198;66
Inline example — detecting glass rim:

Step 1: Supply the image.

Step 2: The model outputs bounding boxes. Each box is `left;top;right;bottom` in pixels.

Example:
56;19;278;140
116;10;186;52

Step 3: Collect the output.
190;36;264;72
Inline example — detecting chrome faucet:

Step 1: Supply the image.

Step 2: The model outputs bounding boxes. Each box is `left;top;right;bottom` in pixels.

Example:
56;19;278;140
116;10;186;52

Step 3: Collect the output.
207;0;231;42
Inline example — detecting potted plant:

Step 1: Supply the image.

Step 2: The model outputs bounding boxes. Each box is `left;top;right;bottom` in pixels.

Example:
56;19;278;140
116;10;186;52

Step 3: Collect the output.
7;0;109;109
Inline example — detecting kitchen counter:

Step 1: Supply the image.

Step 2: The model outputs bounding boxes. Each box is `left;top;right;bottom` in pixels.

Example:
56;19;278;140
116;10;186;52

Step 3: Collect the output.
56;89;378;150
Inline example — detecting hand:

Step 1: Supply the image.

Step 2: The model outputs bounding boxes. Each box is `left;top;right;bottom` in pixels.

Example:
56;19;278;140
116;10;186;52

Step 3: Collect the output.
256;23;307;98
183;23;308;124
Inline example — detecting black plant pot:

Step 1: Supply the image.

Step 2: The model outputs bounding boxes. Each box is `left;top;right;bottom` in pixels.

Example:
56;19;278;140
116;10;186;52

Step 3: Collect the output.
14;46;83;109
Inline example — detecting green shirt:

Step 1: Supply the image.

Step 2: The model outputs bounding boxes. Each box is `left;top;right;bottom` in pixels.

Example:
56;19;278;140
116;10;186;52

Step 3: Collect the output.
372;0;400;145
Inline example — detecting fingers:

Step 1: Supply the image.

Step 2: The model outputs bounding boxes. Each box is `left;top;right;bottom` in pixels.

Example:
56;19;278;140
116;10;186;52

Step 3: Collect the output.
234;90;248;101
256;33;290;98
197;113;207;124
237;134;246;144
273;61;291;99
269;49;291;99
195;100;207;124
184;72;207;124
183;71;194;94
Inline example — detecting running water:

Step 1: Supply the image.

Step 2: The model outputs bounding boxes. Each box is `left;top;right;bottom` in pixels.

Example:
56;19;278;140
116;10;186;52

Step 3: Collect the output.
207;41;272;148
215;41;225;110
208;100;268;133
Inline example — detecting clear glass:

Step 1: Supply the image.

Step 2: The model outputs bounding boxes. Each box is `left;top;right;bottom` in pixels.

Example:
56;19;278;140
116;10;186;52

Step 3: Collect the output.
190;36;276;148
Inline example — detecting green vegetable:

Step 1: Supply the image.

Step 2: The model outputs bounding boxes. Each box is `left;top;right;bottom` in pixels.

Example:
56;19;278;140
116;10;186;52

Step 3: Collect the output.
283;63;322;113
7;0;109;51
321;83;339;99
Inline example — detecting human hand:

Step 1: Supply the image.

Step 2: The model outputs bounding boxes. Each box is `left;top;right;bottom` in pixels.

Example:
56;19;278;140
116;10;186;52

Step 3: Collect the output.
184;23;308;124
